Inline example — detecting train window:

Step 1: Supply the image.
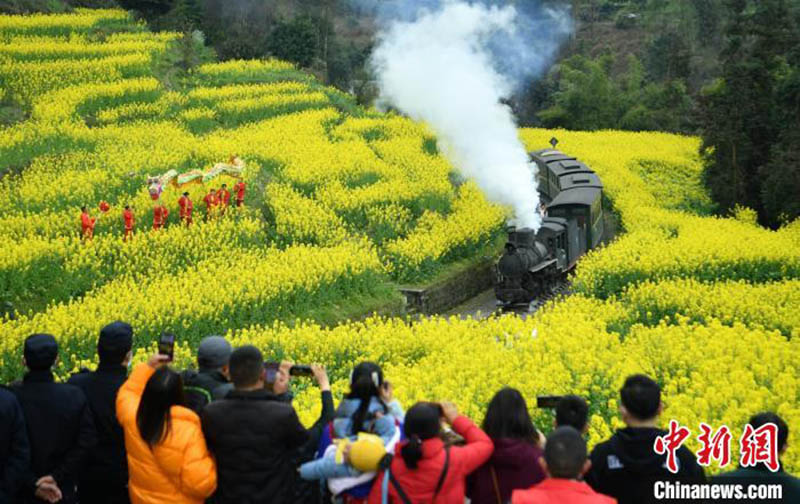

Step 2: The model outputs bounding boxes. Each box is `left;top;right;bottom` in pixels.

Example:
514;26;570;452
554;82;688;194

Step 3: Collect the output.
548;238;554;249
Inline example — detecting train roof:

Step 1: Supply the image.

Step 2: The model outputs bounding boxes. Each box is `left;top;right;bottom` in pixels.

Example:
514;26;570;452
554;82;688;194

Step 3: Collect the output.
530;149;576;161
559;172;603;191
548;186;602;208
548;159;595;177
538;217;567;235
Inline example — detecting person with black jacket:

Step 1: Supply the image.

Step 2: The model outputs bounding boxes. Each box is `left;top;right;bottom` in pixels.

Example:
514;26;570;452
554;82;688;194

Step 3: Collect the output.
181;335;234;410
12;334;97;504
584;374;705;504
201;346;333;504
0;386;30;503
67;321;133;504
712;412;800;503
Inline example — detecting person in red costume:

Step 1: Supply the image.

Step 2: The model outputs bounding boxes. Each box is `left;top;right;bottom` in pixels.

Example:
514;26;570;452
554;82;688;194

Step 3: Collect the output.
123;205;135;241
152;203;169;230
80;206;96;241
218;184;231;215
178;191;193;226
234;180;246;207
203;188;219;221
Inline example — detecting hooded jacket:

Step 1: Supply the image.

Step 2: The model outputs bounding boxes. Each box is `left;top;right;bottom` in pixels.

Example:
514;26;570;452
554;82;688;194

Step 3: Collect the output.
181;369;233;401
585;427;705;504
368;416;493;504
333;396;396;443
116;364;216;504
468;438;545;504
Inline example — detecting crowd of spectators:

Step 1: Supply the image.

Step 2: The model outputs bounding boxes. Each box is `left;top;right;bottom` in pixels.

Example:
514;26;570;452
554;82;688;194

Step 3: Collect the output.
1;321;798;504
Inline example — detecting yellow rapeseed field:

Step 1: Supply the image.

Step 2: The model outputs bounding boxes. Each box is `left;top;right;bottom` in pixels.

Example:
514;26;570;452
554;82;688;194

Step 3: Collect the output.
0;8;798;474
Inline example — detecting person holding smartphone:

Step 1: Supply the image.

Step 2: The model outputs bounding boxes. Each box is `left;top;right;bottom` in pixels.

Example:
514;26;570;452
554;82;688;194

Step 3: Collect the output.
116;353;217;504
200;346;333;504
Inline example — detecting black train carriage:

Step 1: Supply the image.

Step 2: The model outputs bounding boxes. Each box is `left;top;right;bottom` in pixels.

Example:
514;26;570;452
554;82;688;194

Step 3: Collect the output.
495;149;604;305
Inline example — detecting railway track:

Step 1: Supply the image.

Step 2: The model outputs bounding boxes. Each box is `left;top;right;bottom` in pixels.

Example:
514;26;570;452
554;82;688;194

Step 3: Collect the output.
441;279;570;320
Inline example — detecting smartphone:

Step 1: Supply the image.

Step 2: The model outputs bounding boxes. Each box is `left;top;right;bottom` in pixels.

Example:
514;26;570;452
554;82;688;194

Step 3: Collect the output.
289;364;313;377
158;332;175;362
537;395;563;409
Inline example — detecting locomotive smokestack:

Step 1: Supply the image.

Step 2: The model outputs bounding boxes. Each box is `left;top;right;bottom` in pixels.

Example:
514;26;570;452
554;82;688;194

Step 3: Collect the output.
366;0;572;231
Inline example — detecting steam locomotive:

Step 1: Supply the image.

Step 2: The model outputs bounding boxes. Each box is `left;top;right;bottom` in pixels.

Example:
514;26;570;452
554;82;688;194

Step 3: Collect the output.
495;149;604;305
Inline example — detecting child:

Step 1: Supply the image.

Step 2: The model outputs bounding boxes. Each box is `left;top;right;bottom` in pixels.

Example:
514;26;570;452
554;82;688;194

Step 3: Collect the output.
299;362;403;483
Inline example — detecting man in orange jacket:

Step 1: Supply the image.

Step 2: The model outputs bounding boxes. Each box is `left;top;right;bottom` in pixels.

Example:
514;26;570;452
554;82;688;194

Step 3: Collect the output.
178;192;193;226
80;206;96;241
203;188;219;221
152;203;169;230
123;205;135;241
512;427;616;504
234;180;246;207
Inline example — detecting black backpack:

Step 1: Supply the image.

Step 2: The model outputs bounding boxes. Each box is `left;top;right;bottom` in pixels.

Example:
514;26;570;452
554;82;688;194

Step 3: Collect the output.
183;385;212;414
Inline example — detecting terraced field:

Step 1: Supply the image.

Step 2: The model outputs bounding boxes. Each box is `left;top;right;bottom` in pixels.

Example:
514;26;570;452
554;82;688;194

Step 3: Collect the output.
1;8;798;472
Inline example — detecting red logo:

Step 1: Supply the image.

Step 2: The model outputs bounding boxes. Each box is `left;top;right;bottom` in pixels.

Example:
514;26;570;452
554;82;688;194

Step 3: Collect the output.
654;420;691;474
740;422;780;472
696;423;732;467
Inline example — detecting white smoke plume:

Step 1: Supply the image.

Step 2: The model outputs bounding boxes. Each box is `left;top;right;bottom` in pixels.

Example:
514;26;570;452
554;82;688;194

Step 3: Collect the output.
369;0;571;230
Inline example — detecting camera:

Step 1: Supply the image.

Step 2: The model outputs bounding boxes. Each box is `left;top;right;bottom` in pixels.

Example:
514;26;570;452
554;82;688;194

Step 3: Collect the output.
536;395;563;409
289;364;313;377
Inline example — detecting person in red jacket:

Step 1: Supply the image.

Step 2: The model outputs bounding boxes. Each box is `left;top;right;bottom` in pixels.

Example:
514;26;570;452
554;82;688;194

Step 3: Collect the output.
203;189;219;221
178;192;193;226
80;206;96;241
233;180;246;207
368;401;493;504
122;205;135;241
152;203;169;230
511;427;617;504
218;184;231;215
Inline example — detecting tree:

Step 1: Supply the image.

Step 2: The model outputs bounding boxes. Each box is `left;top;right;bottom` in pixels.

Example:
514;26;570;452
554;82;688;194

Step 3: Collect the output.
267;16;318;68
538;54;623;130
645;31;691;82
151;30;215;91
116;0;175;21
699;0;798;227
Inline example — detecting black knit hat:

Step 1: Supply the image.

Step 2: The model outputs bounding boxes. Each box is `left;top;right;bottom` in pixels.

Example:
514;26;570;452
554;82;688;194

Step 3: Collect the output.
24;334;58;370
98;321;133;364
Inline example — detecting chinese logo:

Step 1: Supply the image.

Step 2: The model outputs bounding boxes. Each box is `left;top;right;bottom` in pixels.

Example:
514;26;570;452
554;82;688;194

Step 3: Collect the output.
653;420;779;474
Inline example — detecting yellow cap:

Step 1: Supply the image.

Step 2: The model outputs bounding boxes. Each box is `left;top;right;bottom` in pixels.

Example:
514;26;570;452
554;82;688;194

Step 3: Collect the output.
335;432;387;472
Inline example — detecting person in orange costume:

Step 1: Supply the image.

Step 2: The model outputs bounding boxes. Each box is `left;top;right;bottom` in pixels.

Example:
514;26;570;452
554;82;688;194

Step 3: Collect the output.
116;354;217;504
123;205;135;241
153;203;169;230
233;180;246;207
203;188;219;221
178;192;193;226
218;184;231;215
80;206;96;241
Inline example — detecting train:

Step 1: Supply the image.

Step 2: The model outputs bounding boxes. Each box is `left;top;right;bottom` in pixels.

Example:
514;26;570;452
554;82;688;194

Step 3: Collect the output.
495;148;605;305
